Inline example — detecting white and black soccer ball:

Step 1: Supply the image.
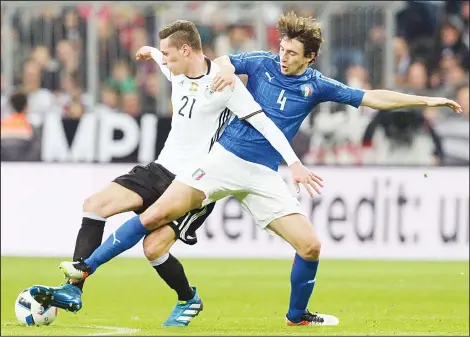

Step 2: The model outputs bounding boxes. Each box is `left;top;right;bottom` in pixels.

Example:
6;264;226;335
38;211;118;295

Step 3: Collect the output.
15;288;58;326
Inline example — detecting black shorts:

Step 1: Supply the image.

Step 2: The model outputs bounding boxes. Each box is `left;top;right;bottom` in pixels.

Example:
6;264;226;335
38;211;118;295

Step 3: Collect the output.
112;162;214;245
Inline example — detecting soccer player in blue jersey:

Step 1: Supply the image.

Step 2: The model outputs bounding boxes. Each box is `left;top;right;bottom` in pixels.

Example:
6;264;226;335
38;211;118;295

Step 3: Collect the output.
48;12;461;327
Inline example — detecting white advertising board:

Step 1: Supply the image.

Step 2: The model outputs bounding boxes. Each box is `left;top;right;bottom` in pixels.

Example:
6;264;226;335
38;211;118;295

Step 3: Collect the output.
1;163;468;260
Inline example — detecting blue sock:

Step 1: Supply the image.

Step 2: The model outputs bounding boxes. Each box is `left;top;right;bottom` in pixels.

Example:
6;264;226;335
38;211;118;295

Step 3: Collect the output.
85;216;150;273
287;253;319;322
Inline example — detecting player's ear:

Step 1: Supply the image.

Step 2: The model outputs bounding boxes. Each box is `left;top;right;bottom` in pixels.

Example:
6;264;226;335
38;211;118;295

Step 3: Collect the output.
181;44;190;56
309;52;316;64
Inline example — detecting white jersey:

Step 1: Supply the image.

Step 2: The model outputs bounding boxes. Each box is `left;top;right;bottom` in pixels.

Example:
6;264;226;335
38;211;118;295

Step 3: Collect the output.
150;48;261;175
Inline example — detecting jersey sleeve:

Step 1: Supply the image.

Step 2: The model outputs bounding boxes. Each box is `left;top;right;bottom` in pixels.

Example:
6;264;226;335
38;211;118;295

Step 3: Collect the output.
150;48;172;81
228;51;272;76
223;76;262;118
315;74;365;108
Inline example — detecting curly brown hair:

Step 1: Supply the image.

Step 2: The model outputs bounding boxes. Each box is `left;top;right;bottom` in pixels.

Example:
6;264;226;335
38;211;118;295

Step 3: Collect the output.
277;12;323;63
158;20;202;51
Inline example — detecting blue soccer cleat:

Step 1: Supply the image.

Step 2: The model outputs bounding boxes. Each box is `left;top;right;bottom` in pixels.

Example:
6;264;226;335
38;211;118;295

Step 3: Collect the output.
29;283;83;313
162;286;203;326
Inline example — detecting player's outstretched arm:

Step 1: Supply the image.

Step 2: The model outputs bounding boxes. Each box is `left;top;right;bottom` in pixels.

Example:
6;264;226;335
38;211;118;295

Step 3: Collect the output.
361;90;462;113
135;46;172;81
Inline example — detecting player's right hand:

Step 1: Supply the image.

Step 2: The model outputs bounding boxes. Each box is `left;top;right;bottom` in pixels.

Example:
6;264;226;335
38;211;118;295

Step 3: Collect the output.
212;66;236;92
289;162;324;198
425;97;462;113
136;46;154;61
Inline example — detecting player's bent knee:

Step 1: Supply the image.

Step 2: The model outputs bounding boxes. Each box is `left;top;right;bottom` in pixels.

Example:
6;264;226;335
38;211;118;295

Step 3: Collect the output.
298;239;321;261
140;206;169;230
142;227;176;261
142;236;169;261
82;195;107;217
141;199;190;230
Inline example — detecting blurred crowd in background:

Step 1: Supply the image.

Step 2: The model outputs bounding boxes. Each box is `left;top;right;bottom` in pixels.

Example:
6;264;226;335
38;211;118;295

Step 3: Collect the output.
1;1;469;165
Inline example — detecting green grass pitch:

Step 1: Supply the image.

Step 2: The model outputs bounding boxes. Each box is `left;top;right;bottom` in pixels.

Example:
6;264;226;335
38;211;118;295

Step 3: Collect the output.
1;257;468;336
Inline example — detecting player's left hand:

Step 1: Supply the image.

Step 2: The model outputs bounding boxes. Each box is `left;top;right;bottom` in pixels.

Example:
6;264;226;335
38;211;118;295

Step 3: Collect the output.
426;97;462;113
290;162;324;197
212;67;236;92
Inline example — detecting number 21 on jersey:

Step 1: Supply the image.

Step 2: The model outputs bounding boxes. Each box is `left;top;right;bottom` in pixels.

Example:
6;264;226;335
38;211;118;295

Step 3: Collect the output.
178;96;196;118
277;90;287;111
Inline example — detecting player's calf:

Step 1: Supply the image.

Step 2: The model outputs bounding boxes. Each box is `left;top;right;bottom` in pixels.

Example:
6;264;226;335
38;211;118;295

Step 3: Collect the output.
144;227;196;305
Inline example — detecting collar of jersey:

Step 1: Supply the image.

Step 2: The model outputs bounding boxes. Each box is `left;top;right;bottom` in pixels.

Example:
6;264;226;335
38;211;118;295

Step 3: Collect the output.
184;57;211;80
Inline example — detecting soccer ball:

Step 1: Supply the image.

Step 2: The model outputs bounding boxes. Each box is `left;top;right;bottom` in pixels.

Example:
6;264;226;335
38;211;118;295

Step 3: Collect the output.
15;288;58;326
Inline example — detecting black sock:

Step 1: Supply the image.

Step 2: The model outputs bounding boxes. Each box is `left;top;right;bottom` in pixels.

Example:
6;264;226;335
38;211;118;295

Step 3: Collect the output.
152;253;194;301
71;215;106;291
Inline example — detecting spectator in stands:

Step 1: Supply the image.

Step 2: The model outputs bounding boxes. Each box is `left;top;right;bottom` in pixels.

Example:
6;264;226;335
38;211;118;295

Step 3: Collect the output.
434;55;468;98
28;6;63;52
362;107;444;166
1;91;41;161
111;4;144;53
442;57;468;87
12;60;57;127
403;59;430;96
56;71;93;114
63;97;86;120
202;45;216;61
365;24;387;88
214;24;255;85
394;37;411;87
107;60;138;94
97;19;127;82
1;74;6;120
396;1;438;45
99;85;120;111
62;9;86;52
434;18;469;72
329;8;368;82
345;65;372;90
129;27;156;88
460;1;469;49
141;73;158;115
30;45;61;92
214;24;257;56
121;91;141;118
55;40;83;84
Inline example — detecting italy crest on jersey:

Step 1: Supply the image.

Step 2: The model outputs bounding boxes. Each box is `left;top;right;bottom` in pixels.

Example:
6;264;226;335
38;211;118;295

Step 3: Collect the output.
192;168;206;180
300;83;313;97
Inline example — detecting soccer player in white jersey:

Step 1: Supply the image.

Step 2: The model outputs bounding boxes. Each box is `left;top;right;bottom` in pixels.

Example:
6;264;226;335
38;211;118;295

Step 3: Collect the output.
30;20;322;326
54;12;462;327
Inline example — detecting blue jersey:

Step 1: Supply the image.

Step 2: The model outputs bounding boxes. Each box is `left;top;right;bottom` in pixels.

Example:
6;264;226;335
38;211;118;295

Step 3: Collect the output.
218;51;365;171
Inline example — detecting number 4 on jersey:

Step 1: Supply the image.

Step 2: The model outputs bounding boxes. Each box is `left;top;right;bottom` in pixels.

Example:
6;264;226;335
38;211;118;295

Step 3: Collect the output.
277;90;287;111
